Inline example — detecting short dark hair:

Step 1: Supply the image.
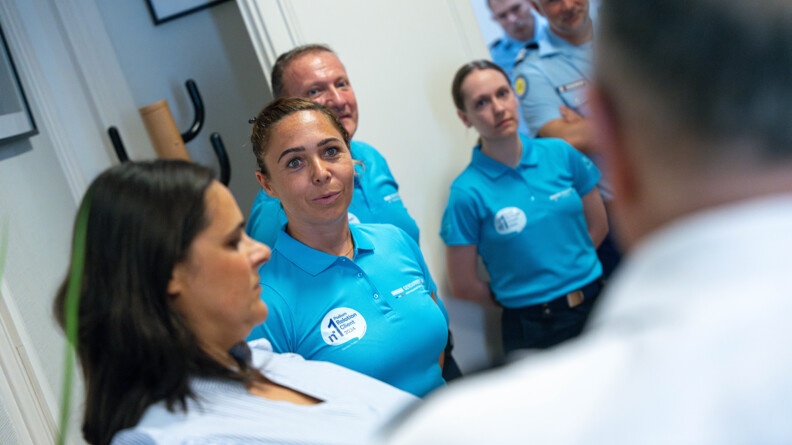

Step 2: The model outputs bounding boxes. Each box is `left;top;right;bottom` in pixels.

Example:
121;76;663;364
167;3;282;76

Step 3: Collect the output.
451;59;511;111
250;97;350;175
53;160;258;445
597;0;792;160
270;44;335;98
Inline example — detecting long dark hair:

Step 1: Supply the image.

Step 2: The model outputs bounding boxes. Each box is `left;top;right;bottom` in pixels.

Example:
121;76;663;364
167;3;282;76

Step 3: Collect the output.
53;160;257;445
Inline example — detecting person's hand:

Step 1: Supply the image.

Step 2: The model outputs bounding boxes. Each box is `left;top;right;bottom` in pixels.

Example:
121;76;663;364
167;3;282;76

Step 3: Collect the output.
559;105;584;123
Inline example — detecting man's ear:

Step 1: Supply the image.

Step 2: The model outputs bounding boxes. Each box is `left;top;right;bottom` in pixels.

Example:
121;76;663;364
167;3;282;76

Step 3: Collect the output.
456;109;472;128
589;84;636;206
255;170;278;198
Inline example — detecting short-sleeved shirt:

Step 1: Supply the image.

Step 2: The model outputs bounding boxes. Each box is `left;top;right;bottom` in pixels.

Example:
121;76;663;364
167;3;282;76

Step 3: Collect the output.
248;223;448;397
246;139;420;246
513;27;593;137
513;25;612;199
440;134;601;308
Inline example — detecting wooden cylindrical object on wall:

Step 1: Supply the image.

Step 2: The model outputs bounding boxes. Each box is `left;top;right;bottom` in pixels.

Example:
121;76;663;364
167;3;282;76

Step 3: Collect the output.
139;99;190;160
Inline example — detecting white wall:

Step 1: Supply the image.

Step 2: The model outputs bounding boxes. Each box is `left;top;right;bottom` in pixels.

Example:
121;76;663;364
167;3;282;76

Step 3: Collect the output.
469;0;506;46
0;1;109;441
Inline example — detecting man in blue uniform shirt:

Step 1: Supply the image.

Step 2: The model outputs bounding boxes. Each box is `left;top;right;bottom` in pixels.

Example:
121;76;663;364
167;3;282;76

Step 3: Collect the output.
487;0;546;135
513;0;595;158
513;0;620;278
247;44;420;246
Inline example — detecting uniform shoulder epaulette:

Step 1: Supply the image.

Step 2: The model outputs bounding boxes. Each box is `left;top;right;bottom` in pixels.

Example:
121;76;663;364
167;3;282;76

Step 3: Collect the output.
515;41;540;65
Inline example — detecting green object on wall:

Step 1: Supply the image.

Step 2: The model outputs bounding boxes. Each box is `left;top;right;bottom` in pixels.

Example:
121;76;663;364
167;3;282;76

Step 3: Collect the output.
57;198;91;445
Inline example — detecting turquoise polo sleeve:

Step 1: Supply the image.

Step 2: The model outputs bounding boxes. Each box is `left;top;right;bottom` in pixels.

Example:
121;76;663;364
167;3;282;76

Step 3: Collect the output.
246;190;288;247
565;143;601;196
349;141;421;243
440;185;481;246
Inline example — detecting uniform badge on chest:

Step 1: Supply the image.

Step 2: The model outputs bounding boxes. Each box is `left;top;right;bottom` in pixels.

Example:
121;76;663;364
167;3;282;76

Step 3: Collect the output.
494;207;527;235
321;307;367;346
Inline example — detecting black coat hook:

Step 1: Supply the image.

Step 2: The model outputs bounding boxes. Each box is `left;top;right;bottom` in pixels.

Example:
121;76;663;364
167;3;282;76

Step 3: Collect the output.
211;132;231;186
181;79;204;143
107;80;230;185
108;126;129;163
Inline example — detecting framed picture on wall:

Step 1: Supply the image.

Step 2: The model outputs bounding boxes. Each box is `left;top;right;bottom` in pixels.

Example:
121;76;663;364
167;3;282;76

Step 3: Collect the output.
0;24;36;144
145;0;232;25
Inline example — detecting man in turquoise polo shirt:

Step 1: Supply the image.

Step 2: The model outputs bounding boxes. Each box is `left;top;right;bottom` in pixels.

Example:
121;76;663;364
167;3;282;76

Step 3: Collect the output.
247;44;462;381
247;44;420;246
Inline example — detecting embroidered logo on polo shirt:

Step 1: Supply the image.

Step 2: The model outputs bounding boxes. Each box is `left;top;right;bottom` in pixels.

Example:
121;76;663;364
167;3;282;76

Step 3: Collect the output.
494;207;527;235
390;278;424;299
550;187;574;202
348;212;360;224
383;192;402;203
321;307;367;346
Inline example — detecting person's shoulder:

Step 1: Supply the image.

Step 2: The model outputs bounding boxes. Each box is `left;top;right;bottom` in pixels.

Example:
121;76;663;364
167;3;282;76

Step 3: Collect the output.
532;136;574;151
351;139;384;159
111;429;158;445
111;401;185;445
450;164;480;188
515;41;541;67
447;159;488;199
354;222;411;241
381;336;621;443
531;137;584;163
489;37;505;50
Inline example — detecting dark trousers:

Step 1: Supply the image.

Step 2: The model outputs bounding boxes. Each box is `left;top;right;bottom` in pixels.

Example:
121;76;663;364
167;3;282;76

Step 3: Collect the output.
442;330;463;381
501;279;602;355
597;231;622;282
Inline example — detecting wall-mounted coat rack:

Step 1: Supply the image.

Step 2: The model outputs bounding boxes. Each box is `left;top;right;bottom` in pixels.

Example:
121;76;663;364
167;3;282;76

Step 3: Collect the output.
107;79;230;185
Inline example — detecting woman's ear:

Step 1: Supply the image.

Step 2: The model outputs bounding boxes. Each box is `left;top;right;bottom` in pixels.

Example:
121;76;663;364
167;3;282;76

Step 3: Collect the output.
167;263;185;298
255;171;278;198
456;109;472;128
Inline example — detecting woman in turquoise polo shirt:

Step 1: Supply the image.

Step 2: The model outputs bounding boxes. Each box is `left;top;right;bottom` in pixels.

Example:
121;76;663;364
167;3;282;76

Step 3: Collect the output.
246;97;448;397
442;60;608;354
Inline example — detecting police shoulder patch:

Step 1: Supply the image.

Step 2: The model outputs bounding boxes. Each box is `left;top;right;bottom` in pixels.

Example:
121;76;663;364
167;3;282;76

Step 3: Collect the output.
514;75;528;98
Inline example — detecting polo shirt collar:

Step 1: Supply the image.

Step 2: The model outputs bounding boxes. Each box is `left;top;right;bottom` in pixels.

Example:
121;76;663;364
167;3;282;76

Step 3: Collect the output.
471;134;538;179
273;223;375;276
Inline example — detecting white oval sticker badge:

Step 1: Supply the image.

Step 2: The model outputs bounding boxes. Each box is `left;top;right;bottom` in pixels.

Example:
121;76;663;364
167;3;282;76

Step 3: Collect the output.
321;307;367;346
494;206;527;235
